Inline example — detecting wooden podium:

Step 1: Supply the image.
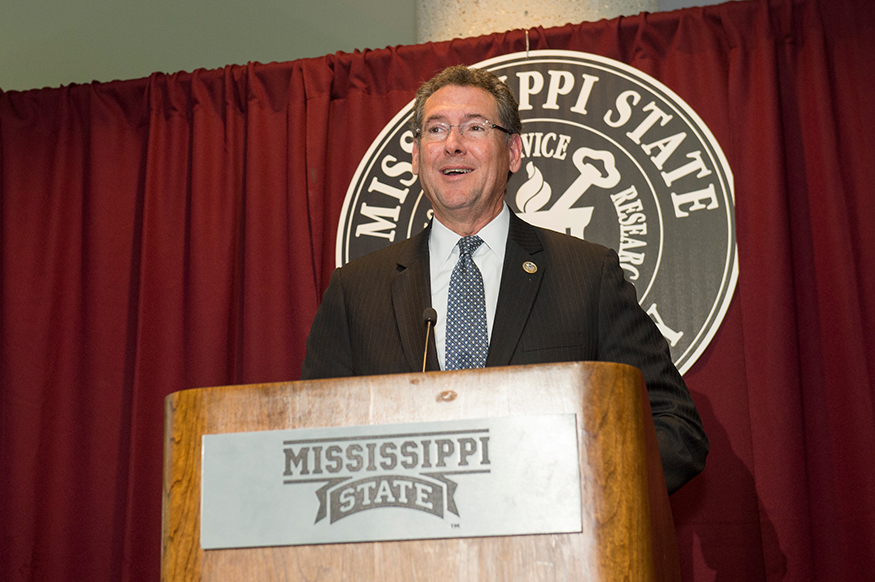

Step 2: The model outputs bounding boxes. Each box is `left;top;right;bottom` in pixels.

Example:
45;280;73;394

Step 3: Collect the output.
162;362;680;581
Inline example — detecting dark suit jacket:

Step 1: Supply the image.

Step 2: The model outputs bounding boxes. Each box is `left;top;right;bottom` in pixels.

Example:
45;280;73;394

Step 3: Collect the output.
301;212;708;493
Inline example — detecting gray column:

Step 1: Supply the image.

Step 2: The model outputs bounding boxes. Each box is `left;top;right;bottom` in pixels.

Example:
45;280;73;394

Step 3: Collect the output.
417;0;659;43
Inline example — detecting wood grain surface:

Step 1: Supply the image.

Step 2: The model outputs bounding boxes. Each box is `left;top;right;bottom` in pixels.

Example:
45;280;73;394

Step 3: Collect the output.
162;361;679;581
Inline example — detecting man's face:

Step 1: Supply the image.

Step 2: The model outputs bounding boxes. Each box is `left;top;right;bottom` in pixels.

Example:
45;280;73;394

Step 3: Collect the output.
412;85;522;232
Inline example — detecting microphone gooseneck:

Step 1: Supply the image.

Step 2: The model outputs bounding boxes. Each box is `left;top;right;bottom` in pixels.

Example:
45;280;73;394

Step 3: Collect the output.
422;307;438;373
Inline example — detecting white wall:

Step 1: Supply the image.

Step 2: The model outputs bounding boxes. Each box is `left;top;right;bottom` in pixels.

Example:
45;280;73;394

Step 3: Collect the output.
0;0;724;93
1;0;416;92
659;0;726;10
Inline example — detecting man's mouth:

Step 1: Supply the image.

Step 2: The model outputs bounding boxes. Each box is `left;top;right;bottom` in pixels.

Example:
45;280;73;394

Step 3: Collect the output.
442;168;472;175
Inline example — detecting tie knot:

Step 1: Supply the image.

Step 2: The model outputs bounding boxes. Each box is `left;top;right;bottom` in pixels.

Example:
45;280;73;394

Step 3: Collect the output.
458;235;484;257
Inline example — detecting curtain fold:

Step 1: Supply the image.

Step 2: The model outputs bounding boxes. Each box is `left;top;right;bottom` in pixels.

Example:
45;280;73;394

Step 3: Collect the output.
2;0;873;580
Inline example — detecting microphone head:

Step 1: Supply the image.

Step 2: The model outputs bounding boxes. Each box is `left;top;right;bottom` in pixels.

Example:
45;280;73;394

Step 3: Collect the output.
423;307;438;325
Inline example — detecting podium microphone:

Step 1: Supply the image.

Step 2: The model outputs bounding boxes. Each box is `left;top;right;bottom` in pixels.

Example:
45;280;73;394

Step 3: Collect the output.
422;307;437;373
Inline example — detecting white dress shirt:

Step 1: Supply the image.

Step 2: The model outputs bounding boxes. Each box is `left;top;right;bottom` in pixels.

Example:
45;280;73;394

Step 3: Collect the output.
428;204;509;370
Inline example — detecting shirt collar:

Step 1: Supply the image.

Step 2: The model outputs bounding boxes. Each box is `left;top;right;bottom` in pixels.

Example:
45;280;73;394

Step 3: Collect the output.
430;204;510;268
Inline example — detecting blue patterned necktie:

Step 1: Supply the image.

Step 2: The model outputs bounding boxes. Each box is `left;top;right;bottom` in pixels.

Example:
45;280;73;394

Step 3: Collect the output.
445;235;488;370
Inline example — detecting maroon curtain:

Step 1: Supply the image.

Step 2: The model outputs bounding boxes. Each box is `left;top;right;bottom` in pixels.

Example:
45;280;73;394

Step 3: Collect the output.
1;0;872;579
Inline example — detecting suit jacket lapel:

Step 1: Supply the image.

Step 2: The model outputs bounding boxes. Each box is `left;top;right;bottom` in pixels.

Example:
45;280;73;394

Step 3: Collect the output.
487;212;544;367
392;227;440;373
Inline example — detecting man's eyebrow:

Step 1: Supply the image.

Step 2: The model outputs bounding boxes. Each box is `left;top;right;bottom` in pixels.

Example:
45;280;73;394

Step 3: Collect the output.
424;112;489;124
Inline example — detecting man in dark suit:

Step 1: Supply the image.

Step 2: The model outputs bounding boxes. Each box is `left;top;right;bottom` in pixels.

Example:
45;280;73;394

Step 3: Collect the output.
301;65;708;493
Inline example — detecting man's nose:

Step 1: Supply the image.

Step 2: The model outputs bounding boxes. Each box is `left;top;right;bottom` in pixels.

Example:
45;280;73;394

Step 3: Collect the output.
444;125;466;152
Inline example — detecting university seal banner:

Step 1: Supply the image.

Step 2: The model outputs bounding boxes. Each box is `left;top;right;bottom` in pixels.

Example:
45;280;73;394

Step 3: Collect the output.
337;50;737;374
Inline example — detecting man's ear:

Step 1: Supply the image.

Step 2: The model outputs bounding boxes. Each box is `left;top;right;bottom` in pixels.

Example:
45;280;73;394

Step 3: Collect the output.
411;139;420;175
508;133;523;174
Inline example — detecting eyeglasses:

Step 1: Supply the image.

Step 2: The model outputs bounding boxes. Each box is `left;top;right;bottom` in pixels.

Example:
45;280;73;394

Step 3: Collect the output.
415;119;511;143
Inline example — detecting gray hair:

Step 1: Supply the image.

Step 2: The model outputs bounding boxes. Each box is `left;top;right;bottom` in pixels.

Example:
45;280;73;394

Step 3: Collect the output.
411;65;522;140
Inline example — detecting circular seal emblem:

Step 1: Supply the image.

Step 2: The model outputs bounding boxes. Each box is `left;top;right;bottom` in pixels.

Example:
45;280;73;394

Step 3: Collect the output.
337;50;737;374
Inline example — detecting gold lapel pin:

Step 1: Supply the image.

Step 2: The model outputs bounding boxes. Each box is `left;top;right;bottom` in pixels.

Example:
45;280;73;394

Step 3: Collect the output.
523;261;537;274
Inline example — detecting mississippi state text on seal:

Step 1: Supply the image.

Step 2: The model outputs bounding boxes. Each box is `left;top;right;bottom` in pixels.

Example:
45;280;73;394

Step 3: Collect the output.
337;50;737;374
